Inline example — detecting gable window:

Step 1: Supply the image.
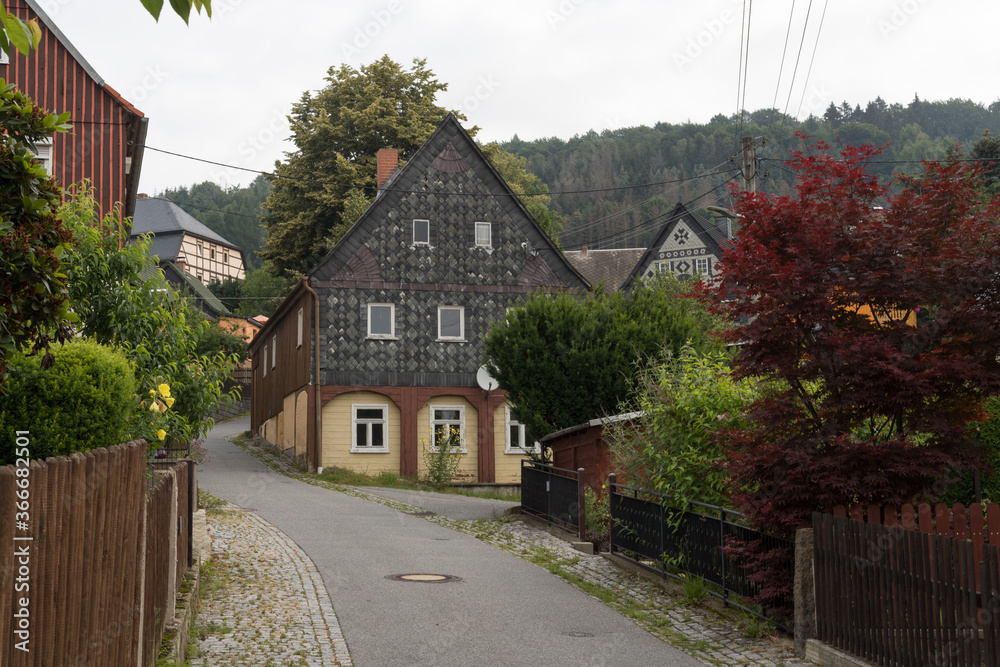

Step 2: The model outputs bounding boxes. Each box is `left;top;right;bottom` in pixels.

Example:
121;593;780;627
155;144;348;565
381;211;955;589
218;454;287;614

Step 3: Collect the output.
413;219;430;245
474;222;491;248
430;405;465;452
297;308;304;348
197;243;204;257
210;247;216;260
437;305;464;341
695;258;709;274
223;250;229;265
368;303;395;338
505;406;540;454
352;404;389;452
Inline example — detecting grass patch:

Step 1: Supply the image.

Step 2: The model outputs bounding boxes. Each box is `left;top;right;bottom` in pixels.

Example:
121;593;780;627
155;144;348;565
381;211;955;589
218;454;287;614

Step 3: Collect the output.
198;488;226;509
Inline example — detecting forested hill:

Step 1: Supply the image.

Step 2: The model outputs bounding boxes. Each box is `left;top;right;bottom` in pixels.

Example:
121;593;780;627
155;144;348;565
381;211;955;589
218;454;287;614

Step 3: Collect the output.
505;96;1000;251
159;174;272;271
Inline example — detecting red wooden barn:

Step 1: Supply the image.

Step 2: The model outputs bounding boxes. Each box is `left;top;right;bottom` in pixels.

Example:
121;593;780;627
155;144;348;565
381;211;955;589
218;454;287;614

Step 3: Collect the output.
3;0;147;220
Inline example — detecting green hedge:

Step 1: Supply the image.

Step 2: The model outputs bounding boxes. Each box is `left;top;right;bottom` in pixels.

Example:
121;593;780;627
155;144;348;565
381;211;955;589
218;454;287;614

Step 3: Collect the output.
0;340;137;464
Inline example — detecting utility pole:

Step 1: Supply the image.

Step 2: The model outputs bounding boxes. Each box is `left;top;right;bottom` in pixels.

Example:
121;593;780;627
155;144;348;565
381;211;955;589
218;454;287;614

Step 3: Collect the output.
741;135;757;194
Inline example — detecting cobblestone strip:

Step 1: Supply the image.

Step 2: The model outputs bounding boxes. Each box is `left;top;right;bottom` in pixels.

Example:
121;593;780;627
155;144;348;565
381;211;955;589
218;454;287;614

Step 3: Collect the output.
231;436;813;667
193;508;352;667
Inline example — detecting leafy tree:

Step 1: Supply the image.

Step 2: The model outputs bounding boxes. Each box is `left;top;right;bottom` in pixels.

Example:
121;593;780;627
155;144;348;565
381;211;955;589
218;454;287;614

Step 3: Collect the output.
0;0;210;59
484;275;725;442
607;346;758;509
259;56;467;276
59;187;240;447
705;139;1000;613
0;82;74;380
972;129;1000;191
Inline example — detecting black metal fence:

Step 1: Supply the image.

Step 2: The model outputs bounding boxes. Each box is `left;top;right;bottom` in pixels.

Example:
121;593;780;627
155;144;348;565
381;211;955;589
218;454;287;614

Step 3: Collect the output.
814;511;1000;666
520;460;584;536
609;474;794;630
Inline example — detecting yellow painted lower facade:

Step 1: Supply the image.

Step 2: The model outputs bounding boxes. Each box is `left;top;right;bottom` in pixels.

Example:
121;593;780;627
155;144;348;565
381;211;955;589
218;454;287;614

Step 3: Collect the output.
257;388;535;483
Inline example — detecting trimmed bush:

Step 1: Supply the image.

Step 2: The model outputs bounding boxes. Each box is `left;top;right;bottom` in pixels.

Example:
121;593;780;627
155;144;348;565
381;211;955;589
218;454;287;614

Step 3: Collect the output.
0;339;137;463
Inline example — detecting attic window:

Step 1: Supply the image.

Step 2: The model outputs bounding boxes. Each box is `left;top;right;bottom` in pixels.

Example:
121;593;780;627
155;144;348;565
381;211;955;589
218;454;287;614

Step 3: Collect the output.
474;222;491;249
413;219;430;246
31;142;52;175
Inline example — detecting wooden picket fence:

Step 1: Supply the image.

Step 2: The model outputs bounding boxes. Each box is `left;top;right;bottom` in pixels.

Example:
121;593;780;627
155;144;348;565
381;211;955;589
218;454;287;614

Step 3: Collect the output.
0;441;193;666
832;501;1000;591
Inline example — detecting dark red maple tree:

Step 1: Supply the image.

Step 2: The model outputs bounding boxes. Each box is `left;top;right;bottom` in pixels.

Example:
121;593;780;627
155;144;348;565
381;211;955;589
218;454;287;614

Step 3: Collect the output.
705;140;1000;614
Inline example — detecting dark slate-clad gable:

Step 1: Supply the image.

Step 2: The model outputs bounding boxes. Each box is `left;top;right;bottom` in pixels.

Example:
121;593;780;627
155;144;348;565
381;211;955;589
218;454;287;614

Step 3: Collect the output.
309;114;589;388
310;114;585;289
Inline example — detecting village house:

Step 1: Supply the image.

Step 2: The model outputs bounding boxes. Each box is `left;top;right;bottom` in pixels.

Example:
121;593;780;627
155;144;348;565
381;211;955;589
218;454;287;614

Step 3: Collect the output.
249;114;590;482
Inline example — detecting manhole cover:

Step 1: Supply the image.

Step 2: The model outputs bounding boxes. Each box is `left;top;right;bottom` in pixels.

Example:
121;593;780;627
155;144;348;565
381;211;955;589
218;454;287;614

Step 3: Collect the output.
385;573;463;583
563;631;595;637
407;510;437;517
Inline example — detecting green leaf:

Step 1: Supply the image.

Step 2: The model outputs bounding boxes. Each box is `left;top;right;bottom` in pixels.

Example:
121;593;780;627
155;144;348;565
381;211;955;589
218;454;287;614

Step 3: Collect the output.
140;0;165;20
169;0;192;24
0;14;34;56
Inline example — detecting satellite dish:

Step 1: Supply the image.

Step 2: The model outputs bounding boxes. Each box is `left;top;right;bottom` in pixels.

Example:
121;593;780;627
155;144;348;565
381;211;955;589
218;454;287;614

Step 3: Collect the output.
476;366;500;391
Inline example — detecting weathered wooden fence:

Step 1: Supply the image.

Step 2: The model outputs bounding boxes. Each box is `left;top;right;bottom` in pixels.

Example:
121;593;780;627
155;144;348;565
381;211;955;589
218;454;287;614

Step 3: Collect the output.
814;511;1000;666
0;441;194;666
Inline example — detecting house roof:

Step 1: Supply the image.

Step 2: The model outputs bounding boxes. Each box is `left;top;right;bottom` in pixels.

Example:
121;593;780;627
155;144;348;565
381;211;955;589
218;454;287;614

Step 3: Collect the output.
621;202;732;290
563;248;647;291
161;261;231;318
308;113;591;290
130;197;240;250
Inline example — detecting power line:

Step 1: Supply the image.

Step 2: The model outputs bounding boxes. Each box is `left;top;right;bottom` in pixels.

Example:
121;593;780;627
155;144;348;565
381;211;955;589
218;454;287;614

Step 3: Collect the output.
776;0;815;143
143;144;734;198
566;176;738;250
559;157;741;242
794;0;830;119
764;0;798;145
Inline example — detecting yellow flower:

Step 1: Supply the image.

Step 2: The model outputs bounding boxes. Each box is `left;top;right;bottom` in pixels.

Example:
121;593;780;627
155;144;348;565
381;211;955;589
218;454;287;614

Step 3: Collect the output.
149;401;160;412
149;389;156;397
164;397;175;408
156;429;166;441
158;383;171;398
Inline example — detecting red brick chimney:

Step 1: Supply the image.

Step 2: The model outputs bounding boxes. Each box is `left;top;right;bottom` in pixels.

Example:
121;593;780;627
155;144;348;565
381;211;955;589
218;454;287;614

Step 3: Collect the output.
581;244;588;258
377;148;398;189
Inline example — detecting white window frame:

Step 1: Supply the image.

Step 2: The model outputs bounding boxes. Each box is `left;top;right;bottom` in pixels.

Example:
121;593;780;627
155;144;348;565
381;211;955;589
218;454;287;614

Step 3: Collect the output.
32;141;52;175
351;404;390;453
297;308;304;348
413;219;430;246
504;406;540;454
474;221;491;248
262;347;267;377
695;257;709;274
367;303;396;339
0;49;8;65
429;405;466;453
271;335;277;369
437;305;465;341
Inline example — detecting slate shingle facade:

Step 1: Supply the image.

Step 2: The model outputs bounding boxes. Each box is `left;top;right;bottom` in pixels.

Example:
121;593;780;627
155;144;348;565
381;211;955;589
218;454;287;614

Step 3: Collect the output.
251;115;589;481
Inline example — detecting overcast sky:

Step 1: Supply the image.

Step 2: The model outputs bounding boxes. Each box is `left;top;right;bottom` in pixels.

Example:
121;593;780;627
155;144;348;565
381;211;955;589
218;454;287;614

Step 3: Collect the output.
40;0;1000;194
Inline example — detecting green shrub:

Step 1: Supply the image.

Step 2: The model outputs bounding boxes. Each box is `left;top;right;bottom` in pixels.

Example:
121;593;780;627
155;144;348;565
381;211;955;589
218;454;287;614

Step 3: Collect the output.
0;339;137;463
421;434;463;489
939;395;1000;504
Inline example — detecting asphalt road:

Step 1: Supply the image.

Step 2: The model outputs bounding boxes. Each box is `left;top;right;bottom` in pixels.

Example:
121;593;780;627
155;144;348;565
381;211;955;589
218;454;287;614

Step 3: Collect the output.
199;417;702;667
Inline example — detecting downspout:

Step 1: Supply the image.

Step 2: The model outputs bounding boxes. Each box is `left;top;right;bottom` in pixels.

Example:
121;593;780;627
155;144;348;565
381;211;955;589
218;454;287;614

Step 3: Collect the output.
303;277;322;473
